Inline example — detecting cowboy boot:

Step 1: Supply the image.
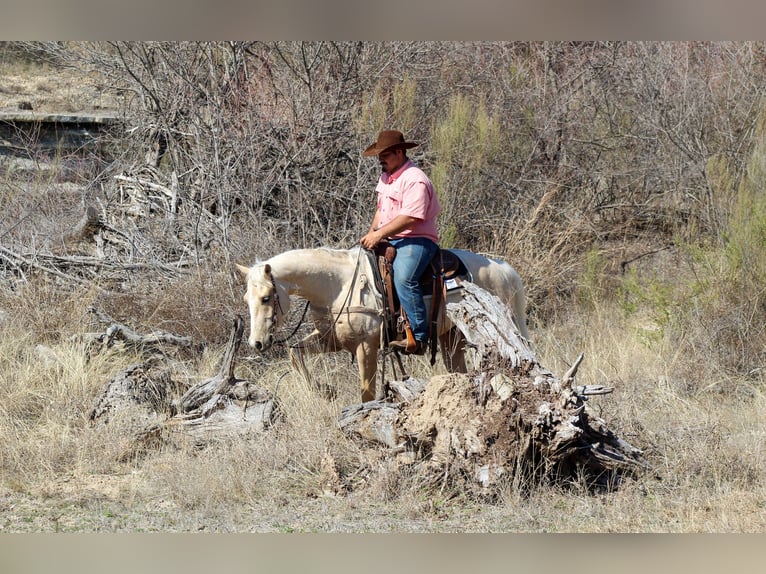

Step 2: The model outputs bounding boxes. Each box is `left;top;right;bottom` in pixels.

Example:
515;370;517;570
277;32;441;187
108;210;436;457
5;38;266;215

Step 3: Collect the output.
388;326;426;355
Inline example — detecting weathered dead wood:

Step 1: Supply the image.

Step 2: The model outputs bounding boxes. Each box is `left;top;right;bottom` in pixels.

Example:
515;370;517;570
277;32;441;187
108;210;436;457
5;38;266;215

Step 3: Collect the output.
0;244;91;286
387;377;427;404
339;281;645;492
88;359;179;426
89;316;278;460
165;315;279;439
114;174;175;199
114;171;180;217
0;243;189;287
445;281;536;369
339;400;403;449
82;306;198;356
175;315;247;415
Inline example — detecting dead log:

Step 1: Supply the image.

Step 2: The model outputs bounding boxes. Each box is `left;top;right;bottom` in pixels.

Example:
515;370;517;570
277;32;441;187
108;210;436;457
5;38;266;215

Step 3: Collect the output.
87;358;187;463
88;316;278;460
88;359;180;426
165;315;279;440
340;281;645;492
82;306;199;357
176;314;252;414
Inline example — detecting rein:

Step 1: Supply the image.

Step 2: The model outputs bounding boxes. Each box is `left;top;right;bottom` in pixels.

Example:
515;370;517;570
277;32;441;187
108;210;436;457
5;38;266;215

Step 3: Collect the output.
273;298;310;345
267;273;308;346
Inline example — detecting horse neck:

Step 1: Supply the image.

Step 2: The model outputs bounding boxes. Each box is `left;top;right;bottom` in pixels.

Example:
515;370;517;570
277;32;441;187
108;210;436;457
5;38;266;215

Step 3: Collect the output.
269;249;353;305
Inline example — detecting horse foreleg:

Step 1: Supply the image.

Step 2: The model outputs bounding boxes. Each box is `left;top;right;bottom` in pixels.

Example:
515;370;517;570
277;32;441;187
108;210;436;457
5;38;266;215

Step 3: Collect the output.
355;339;379;403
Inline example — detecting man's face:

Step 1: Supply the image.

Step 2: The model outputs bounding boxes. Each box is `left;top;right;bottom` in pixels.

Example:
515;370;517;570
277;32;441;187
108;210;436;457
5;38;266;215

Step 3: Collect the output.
378;149;405;175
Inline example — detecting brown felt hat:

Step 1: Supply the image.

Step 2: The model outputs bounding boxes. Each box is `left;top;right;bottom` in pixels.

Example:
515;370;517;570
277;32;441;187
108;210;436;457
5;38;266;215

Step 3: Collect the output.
363;130;419;157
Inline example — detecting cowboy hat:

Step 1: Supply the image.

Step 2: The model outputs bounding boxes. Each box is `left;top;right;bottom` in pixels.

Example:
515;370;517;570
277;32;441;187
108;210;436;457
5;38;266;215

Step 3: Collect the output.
363;130;419;157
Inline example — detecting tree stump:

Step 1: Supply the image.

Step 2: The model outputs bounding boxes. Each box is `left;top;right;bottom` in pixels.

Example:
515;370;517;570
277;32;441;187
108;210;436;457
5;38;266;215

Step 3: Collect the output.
170;315;278;437
88;316;278;460
339;281;645;492
88;359;178;426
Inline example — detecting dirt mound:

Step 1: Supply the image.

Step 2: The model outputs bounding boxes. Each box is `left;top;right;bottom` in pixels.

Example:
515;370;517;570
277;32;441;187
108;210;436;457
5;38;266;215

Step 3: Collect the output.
339;283;645;495
401;373;525;474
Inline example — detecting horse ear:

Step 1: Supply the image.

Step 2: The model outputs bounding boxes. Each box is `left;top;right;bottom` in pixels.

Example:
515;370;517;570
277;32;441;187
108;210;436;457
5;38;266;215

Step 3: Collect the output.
264;263;272;276
235;264;250;277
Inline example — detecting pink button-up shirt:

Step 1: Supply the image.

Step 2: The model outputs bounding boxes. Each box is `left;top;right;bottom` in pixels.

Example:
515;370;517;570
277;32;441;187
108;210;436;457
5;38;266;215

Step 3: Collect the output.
375;159;441;243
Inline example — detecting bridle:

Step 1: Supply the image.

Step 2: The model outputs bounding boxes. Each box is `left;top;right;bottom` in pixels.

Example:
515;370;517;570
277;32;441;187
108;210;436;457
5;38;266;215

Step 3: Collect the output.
274;295;310;346
270;274;286;323
261;274;309;346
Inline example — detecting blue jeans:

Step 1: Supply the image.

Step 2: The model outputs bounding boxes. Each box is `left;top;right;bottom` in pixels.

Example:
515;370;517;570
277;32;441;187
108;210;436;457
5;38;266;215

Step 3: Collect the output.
389;237;439;343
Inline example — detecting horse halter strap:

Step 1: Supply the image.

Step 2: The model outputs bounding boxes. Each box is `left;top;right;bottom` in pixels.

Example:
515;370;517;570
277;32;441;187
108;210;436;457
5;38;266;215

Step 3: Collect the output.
270;275;286;329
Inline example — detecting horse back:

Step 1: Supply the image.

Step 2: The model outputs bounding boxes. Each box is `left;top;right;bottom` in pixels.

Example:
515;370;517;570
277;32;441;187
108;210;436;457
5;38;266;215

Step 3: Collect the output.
446;249;524;301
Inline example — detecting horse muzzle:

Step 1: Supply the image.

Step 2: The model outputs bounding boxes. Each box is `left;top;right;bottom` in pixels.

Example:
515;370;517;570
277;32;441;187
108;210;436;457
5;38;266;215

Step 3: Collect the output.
249;335;273;351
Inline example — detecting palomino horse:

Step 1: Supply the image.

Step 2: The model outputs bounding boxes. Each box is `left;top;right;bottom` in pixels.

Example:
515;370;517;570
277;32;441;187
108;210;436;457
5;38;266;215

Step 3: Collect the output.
236;246;528;403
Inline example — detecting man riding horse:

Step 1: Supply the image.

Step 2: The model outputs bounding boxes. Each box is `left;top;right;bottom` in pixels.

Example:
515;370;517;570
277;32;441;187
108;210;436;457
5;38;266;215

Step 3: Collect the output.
237;130;528;403
359;130;440;356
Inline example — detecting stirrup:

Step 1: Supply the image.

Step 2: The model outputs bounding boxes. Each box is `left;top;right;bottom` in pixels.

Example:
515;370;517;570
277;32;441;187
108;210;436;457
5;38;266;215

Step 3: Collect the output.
388;338;426;355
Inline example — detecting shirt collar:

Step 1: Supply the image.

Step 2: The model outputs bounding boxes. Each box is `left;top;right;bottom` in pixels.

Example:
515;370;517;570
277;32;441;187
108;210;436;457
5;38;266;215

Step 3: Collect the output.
382;159;413;184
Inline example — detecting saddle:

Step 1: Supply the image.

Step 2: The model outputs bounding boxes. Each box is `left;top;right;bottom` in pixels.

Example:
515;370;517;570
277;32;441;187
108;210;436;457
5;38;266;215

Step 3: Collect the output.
370;241;467;365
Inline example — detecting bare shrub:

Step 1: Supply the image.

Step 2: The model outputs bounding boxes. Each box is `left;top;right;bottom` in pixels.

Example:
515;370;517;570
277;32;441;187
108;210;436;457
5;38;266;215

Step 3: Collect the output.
5;42;766;531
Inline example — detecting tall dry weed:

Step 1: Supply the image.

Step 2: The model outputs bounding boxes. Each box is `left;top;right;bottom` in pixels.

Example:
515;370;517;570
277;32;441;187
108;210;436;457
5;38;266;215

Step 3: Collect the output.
0;300;141;485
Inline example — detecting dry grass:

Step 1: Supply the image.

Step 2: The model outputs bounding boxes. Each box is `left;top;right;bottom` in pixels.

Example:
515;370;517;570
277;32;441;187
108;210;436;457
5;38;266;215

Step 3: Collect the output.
2;279;766;532
2;44;765;533
0;48;117;114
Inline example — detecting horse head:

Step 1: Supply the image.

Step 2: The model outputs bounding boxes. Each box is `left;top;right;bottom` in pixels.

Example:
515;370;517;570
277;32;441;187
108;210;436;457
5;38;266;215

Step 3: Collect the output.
236;262;290;351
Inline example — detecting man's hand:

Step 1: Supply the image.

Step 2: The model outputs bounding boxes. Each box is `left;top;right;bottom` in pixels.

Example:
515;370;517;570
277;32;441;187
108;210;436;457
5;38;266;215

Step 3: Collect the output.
360;229;384;250
360;214;420;249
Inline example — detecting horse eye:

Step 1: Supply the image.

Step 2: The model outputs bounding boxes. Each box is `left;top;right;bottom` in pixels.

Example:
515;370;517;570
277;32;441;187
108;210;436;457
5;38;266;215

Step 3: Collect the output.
261;295;271;303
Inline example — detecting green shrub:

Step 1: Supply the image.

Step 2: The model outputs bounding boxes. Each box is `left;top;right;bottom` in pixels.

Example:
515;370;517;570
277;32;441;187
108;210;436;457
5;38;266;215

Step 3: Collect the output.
577;247;608;312
429;93;504;250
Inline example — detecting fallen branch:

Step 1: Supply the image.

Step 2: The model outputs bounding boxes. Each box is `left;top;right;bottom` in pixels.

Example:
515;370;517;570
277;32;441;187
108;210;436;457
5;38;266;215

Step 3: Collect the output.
0;244;91;286
83;306;198;355
114;174;175;198
0;243;192;285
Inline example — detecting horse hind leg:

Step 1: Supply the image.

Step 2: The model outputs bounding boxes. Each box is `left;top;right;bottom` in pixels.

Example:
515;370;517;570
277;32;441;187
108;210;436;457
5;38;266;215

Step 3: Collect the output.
356;339;379;403
510;279;530;341
439;326;468;373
